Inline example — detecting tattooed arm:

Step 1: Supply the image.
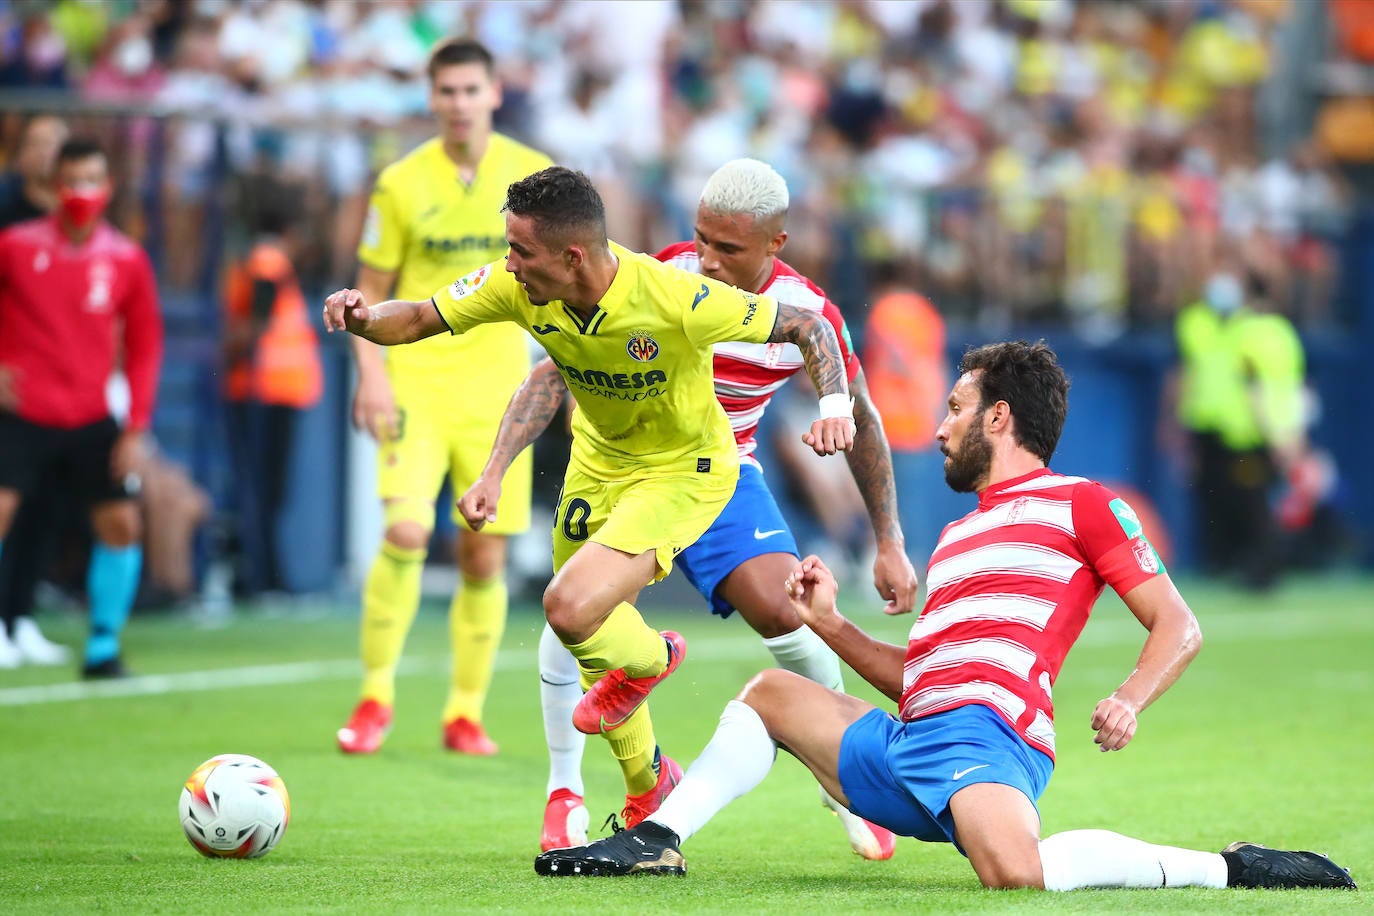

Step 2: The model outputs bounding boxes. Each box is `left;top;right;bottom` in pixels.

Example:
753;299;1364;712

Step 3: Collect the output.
457;357;567;530
767;304;849;399
767;304;855;455
847;369;921;614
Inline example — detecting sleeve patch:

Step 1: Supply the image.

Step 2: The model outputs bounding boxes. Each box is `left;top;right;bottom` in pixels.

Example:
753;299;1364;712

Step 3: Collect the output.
740;291;761;325
1131;537;1163;575
448;264;491;300
1109;497;1143;538
361;204;382;250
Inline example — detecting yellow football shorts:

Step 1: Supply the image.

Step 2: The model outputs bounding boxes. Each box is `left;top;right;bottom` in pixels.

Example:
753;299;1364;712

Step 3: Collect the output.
377;373;532;535
551;462;738;581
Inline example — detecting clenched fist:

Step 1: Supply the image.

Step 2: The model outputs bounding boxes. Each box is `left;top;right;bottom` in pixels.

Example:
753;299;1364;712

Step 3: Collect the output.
322;288;371;335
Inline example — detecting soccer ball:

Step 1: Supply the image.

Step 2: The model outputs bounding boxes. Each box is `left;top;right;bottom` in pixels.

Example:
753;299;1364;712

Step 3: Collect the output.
179;754;291;858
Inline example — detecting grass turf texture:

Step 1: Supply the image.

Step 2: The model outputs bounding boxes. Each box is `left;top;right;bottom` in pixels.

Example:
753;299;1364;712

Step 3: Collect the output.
1;575;1370;914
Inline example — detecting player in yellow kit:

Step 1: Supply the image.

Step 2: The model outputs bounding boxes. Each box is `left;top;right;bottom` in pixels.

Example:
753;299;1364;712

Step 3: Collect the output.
323;166;856;826
335;38;552;757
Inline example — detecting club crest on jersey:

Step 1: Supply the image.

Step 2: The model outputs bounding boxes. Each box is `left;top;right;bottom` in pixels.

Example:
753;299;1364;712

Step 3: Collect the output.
1132;538;1159;574
448;264;490;300
1006;497;1029;525
626;330;659;362
85;260;114;313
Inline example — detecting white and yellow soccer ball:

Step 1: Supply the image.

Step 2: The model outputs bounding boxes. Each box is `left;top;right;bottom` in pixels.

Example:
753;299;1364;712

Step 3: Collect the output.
179;754;290;858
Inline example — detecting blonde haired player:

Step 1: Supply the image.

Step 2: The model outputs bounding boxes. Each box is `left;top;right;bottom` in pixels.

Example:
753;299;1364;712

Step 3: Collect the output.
336;38;552;756
480;159;916;856
324;166;856;840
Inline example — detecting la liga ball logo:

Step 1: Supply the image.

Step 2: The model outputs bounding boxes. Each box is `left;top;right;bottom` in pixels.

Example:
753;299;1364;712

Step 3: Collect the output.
626;330;659;362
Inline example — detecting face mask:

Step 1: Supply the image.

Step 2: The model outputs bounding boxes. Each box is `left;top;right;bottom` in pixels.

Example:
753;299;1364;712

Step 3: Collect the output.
1204;273;1243;315
57;186;110;229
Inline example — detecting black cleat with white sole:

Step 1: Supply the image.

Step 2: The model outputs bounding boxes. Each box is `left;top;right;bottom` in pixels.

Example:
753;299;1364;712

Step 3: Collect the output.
1221;842;1357;889
534;820;686;877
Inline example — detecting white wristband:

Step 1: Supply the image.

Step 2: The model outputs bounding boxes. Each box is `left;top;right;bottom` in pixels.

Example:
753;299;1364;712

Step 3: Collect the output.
818;393;854;420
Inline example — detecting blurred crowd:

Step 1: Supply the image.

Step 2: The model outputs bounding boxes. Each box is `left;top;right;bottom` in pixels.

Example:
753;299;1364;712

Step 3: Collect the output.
0;0;1365;626
0;0;1357;334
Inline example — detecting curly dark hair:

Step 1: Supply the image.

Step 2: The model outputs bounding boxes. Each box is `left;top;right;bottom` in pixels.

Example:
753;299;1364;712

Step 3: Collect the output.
503;166;606;246
958;339;1070;463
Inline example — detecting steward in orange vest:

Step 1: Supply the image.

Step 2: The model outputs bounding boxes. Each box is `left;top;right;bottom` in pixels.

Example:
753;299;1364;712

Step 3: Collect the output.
222;241;322;409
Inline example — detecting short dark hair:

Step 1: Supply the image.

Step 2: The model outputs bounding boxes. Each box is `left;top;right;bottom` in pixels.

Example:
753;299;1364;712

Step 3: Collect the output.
958;339;1069;463
426;37;495;81
503;167;607;246
56;136;104;166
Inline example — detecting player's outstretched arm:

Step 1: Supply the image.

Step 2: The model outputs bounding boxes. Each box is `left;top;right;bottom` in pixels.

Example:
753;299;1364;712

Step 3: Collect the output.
1090;573;1202;752
846;369;919;614
458;358;568;531
767;304;855;456
348;265;401;441
322;288;448;345
785;555;906;702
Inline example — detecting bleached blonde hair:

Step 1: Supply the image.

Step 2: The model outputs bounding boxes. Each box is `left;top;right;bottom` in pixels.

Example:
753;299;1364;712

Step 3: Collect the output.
699;158;789;220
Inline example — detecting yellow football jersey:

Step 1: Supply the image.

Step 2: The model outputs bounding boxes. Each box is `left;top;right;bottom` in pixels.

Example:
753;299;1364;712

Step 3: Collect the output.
358;134;552;381
432;243;780;479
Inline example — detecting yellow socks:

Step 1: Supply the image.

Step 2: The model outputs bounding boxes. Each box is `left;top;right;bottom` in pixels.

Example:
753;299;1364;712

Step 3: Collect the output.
441;575;508;724
358;541;426;706
564;602;667;796
567;602;667;689
607;705;659;795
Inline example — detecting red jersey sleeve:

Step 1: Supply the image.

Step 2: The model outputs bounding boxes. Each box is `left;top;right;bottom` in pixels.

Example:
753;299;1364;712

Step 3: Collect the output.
1071;481;1166;597
121;247;164;431
654;240;695;263
819;299;861;384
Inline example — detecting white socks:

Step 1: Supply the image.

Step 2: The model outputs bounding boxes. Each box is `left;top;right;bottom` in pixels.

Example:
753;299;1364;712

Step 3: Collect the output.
761;625;844;691
540;622;838;800
649;700;777;843
1039;829;1229;890
539;623;586;797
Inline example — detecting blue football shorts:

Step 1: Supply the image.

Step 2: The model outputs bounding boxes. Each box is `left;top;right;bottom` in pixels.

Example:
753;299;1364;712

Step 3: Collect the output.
674;462;799;617
837;703;1054;850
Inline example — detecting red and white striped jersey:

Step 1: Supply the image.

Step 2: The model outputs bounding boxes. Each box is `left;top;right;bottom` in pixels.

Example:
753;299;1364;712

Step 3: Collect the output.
656;242;860;467
901;468;1165;760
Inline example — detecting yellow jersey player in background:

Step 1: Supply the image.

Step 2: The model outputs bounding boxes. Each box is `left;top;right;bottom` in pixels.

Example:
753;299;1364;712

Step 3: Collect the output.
335;38;552;757
323;166;856;834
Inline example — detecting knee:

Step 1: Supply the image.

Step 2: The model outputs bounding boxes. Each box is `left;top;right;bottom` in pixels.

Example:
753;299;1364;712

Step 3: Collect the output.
749;597;803;640
736;667;795;709
383;521;430;553
93;502;142;547
457;534;505;581
0;491;16;538
542;580;594;641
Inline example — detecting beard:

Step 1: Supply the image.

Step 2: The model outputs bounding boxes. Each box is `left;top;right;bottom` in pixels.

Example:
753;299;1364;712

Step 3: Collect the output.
943;420;993;493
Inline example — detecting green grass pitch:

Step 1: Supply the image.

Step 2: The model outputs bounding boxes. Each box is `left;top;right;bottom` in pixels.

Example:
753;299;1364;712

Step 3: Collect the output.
1;574;1370;914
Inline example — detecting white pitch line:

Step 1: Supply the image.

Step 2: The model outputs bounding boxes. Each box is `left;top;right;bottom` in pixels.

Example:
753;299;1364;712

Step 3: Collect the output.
0;636;773;707
1;604;1369;707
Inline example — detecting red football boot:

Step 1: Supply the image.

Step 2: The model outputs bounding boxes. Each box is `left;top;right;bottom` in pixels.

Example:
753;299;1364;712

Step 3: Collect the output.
621;753;683;827
443;717;499;756
572;631;686;735
336;699;392;754
541;788;590;851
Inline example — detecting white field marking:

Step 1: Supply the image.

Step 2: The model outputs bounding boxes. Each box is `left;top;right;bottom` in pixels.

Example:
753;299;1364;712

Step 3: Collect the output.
1;603;1369;707
0;634;776;707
